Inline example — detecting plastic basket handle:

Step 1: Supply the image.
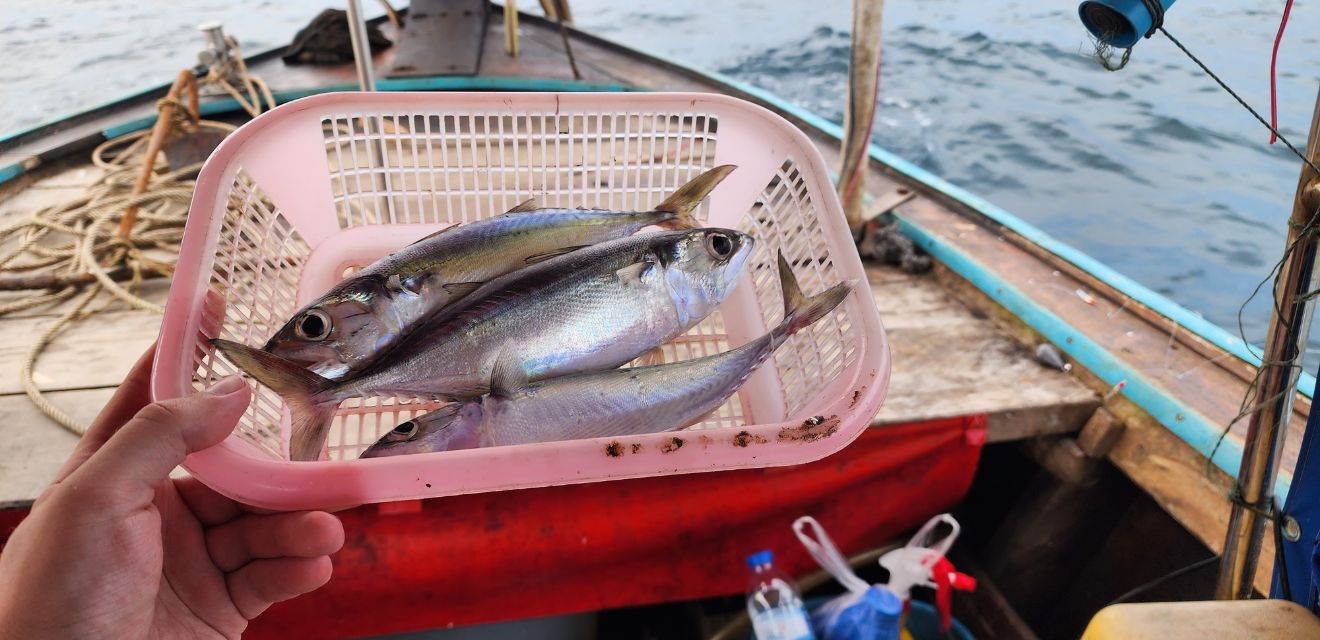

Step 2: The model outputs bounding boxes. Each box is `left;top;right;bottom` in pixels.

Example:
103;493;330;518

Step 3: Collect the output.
792;516;871;594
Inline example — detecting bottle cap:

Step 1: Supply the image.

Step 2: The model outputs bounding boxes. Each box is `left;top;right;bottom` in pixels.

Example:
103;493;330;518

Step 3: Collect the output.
746;550;774;568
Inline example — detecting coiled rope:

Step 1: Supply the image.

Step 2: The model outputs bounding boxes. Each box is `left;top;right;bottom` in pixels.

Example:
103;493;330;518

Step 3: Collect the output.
0;140;217;433
2;39;272;435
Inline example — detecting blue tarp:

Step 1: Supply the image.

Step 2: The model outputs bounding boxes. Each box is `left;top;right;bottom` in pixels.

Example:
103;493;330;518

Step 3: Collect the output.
1274;369;1320;610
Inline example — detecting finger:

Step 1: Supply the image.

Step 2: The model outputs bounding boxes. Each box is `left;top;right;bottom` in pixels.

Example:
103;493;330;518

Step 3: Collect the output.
206;511;345;572
175;476;243;527
226;556;333;620
50;343;158;483
70;376;250;504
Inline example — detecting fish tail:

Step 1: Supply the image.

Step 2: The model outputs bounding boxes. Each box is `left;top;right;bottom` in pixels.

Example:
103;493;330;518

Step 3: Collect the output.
210;338;339;462
653;164;737;229
773;250;854;343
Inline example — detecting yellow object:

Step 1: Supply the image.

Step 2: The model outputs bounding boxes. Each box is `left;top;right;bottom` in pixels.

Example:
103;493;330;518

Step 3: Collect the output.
1081;600;1320;639
505;0;519;56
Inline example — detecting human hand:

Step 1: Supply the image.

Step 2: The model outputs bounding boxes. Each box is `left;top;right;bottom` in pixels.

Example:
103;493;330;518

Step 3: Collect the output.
0;344;345;639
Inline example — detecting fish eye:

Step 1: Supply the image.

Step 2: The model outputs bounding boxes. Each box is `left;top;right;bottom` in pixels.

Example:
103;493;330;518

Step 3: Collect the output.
386;420;419;442
705;232;734;260
295;309;332;341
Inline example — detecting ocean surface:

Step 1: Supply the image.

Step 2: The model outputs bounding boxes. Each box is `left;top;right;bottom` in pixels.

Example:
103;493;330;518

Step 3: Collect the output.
3;0;1319;365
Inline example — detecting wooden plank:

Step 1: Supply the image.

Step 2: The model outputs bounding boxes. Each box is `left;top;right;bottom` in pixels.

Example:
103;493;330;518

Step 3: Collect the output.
876;321;1097;427
948;548;1042;640
1106;396;1278;595
939;255;1277;594
864;262;1099;435
896;196;1305;479
0;309;158;395
1022;437;1101;486
983;466;1133;626
1078;407;1125;458
388;0;490;77
0;388;114;508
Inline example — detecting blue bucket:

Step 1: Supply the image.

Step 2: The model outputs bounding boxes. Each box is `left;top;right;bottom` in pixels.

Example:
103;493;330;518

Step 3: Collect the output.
1078;0;1177;49
794;597;976;640
904;600;975;640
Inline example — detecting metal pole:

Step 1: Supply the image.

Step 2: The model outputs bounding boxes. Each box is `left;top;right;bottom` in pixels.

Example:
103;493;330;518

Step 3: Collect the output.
839;0;884;228
346;0;376;91
1215;84;1320;599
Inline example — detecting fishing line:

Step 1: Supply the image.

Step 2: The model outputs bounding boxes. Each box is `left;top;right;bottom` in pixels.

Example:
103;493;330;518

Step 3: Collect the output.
1157;25;1320;177
1126;11;1320;483
1104;555;1218;606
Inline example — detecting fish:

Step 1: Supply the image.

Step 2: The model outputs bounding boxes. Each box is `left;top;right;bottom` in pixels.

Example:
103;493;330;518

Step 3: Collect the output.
264;164;737;379
213;227;756;461
360;251;852;458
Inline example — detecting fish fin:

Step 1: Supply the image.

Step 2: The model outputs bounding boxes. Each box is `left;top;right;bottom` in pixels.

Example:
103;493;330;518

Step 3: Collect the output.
524;245;589;265
443;381;489;400
653;164;736;229
386;273;422;297
777;250;807;317
489;346;528;398
407;224;459;247
505;197;540;214
441;281;483;298
615;256;658;286
636;346;666;367
210;339;339;462
771;254;854;343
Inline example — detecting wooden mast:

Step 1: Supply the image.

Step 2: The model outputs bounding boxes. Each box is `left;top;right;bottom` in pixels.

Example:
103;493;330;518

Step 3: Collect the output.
1216;84;1320;599
839;0;884;227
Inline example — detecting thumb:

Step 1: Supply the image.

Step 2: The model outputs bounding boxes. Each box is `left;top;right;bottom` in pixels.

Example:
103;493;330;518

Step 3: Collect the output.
70;376;251;501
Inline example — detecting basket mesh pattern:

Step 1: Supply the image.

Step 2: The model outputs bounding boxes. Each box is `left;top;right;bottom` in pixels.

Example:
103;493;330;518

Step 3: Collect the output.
737;159;859;418
321;112;718;227
193;170;311;459
192;108;862;461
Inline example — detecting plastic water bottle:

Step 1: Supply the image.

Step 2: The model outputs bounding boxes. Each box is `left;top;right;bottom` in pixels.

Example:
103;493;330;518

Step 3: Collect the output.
746;550;815;640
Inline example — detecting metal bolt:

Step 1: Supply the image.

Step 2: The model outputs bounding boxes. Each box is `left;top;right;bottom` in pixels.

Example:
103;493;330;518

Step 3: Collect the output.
1282;516;1302;542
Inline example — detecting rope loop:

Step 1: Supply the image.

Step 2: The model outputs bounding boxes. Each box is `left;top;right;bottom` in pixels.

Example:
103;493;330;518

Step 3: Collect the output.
0;46;268;433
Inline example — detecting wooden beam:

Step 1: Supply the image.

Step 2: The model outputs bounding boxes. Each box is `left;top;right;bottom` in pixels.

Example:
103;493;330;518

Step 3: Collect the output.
838;0;884;226
948;547;1042;640
1022;437;1101;486
1079;407;1125;458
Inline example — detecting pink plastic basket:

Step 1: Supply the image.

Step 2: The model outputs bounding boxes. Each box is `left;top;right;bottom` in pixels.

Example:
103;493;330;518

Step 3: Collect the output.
152;92;890;510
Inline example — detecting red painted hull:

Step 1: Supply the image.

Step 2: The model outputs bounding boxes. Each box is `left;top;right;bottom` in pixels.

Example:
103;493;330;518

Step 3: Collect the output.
0;416;984;638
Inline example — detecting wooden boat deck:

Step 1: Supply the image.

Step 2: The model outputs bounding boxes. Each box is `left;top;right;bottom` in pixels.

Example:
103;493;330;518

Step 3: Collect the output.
0;5;1289;593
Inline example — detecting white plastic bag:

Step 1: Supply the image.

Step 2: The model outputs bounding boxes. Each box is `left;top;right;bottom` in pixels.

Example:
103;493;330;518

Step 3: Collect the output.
792;516;902;640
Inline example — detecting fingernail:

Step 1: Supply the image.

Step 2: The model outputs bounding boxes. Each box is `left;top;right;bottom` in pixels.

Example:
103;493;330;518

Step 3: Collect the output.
205;376;246;397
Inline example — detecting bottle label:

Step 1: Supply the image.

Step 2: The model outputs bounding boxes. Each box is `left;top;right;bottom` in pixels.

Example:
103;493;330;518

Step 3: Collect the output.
750;606;814;640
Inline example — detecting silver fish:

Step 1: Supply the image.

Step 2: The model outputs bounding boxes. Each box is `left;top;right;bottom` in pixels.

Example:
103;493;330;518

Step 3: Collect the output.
264;165;736;379
361;251;851;458
214;227;755;461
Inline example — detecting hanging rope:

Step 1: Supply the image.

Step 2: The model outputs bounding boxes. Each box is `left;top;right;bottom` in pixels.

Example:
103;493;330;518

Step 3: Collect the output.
1269;0;1297;145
